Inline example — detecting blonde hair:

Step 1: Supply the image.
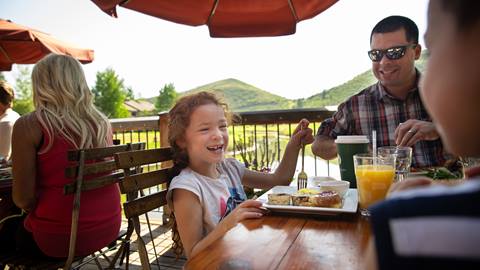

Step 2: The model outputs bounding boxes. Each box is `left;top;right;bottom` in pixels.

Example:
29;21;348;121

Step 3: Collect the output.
31;53;111;151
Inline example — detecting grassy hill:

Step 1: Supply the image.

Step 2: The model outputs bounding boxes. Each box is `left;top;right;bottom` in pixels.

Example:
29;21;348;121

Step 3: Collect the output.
147;51;428;112
301;69;377;108
301;51;428;108
181;78;295;112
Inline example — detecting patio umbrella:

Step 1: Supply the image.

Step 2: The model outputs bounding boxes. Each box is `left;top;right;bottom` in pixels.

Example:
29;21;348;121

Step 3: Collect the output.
91;0;338;37
0;19;94;71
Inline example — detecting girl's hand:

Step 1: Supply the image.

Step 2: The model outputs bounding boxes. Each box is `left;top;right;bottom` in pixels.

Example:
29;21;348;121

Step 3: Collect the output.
220;199;265;232
291;119;314;148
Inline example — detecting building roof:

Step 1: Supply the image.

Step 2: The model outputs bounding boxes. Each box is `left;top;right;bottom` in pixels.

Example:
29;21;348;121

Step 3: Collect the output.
124;100;156;113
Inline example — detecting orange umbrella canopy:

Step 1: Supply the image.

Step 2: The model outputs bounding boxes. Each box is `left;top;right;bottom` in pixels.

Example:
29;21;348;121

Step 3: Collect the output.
0;19;94;71
91;0;338;37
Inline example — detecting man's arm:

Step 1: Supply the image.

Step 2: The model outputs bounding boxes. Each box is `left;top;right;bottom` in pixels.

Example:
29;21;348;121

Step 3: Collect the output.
311;135;337;160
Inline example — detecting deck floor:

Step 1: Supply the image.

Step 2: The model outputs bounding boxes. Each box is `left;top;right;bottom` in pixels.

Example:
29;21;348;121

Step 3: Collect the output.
83;217;185;270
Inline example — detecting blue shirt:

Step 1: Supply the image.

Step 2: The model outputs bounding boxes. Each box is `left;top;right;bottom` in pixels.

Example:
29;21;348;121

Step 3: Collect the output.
370;179;480;270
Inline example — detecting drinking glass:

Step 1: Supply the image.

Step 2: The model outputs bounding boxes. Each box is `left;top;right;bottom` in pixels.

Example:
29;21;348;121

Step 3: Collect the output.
354;154;396;217
460;156;480;178
378;146;412;182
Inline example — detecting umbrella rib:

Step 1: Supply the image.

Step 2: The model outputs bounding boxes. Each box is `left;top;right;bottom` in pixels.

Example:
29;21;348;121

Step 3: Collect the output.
0;44;12;62
207;0;220;25
287;0;299;22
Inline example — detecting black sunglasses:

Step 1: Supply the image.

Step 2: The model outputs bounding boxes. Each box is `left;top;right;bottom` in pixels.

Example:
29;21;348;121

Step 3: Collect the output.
368;44;417;62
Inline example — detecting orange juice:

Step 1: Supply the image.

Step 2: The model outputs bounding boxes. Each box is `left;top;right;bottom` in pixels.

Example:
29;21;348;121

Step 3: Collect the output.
355;165;395;210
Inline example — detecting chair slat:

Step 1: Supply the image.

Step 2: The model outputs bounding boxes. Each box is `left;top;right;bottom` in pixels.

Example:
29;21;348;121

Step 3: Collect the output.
123;190;168;219
67;142;145;161
119;168;171;193
65;159;117;179
115;147;173;169
64;172;124;195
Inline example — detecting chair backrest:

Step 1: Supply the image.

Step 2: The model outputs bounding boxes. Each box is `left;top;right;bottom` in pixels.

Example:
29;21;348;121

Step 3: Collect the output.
114;147;174;270
63;142;145;269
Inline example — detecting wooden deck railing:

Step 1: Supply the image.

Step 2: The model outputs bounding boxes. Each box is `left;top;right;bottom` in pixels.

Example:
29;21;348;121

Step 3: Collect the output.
110;108;336;215
110;108;335;174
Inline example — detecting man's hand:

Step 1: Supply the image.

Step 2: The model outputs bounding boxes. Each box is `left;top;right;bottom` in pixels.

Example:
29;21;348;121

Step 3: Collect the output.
311;135;338;160
394;119;440;146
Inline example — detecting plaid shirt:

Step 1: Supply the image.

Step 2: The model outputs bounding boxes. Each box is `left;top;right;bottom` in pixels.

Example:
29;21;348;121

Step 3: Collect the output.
317;74;447;168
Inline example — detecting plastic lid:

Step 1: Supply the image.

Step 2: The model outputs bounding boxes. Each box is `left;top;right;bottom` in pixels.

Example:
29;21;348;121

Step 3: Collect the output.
334;135;369;144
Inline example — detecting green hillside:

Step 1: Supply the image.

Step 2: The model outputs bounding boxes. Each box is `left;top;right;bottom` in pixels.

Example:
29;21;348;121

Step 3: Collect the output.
147;51;428;112
301;51;428;108
181;78;295;112
301;69;376;108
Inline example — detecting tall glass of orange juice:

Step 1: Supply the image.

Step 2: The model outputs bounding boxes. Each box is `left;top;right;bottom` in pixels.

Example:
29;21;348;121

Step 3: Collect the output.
353;154;396;216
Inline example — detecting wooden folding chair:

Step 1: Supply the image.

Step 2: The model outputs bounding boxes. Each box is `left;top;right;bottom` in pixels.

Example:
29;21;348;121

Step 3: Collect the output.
114;147;174;270
0;142;145;270
63;142;146;269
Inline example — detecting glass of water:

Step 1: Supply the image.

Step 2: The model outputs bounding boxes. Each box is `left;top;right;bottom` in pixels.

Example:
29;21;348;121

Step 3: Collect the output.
460;156;480;178
378;146;413;182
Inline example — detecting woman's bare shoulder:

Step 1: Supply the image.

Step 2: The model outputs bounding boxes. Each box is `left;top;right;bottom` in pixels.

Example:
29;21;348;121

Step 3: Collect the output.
13;112;42;142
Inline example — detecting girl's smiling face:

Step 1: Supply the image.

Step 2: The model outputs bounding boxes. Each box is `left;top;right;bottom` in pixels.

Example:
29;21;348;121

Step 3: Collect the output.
177;103;229;175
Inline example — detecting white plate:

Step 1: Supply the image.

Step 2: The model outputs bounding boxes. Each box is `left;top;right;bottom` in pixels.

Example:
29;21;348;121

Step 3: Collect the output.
257;186;358;215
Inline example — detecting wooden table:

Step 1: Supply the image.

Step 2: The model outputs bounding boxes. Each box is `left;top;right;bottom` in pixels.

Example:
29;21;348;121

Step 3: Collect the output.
184;212;371;270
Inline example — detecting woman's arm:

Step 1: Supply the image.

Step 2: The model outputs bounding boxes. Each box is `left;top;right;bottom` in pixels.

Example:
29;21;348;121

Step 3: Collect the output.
173;189;264;259
12;115;42;212
242;119;314;189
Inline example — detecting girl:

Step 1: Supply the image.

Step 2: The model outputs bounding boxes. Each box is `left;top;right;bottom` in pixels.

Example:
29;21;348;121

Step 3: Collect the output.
166;91;314;259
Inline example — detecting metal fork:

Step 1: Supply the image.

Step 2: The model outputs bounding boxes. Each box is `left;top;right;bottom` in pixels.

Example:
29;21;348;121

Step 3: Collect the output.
297;141;308;190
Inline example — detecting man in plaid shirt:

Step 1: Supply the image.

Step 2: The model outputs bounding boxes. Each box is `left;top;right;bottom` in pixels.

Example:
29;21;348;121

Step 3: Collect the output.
311;16;447;168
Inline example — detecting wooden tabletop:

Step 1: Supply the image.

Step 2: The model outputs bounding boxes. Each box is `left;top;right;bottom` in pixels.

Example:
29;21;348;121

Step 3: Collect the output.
185;212;371;270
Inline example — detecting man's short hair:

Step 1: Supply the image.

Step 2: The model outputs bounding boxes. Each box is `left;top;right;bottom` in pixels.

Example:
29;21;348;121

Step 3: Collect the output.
0;80;15;106
370;15;419;44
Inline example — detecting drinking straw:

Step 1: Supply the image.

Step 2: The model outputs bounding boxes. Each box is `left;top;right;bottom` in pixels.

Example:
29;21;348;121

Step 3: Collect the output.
372;130;377;166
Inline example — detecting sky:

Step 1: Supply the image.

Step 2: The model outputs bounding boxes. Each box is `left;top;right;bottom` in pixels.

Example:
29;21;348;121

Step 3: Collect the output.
0;0;429;100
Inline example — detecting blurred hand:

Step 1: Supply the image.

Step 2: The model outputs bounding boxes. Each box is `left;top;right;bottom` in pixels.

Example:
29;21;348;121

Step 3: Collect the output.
387;178;433;197
220;200;265;232
394;119;440;146
291;119;314;148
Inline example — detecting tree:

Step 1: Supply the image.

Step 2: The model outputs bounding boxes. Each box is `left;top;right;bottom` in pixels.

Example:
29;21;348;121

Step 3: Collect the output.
92;68;129;118
125;86;135;100
12;66;34;115
155;83;178;112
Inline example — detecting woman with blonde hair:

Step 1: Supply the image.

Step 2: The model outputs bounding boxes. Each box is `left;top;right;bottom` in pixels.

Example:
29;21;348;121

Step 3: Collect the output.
10;53;121;258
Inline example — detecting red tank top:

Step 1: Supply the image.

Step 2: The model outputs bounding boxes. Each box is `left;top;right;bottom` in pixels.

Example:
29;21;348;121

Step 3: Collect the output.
24;130;121;257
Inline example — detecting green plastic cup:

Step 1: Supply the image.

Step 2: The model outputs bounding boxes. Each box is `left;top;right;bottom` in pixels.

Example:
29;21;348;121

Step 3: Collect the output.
335;136;370;188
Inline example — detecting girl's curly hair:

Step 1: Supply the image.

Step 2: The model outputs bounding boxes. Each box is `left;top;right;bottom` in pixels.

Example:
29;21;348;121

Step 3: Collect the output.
167;91;230;258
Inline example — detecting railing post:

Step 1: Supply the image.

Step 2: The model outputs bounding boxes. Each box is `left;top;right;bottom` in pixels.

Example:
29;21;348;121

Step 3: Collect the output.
158;112;172;224
158;112;169;148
